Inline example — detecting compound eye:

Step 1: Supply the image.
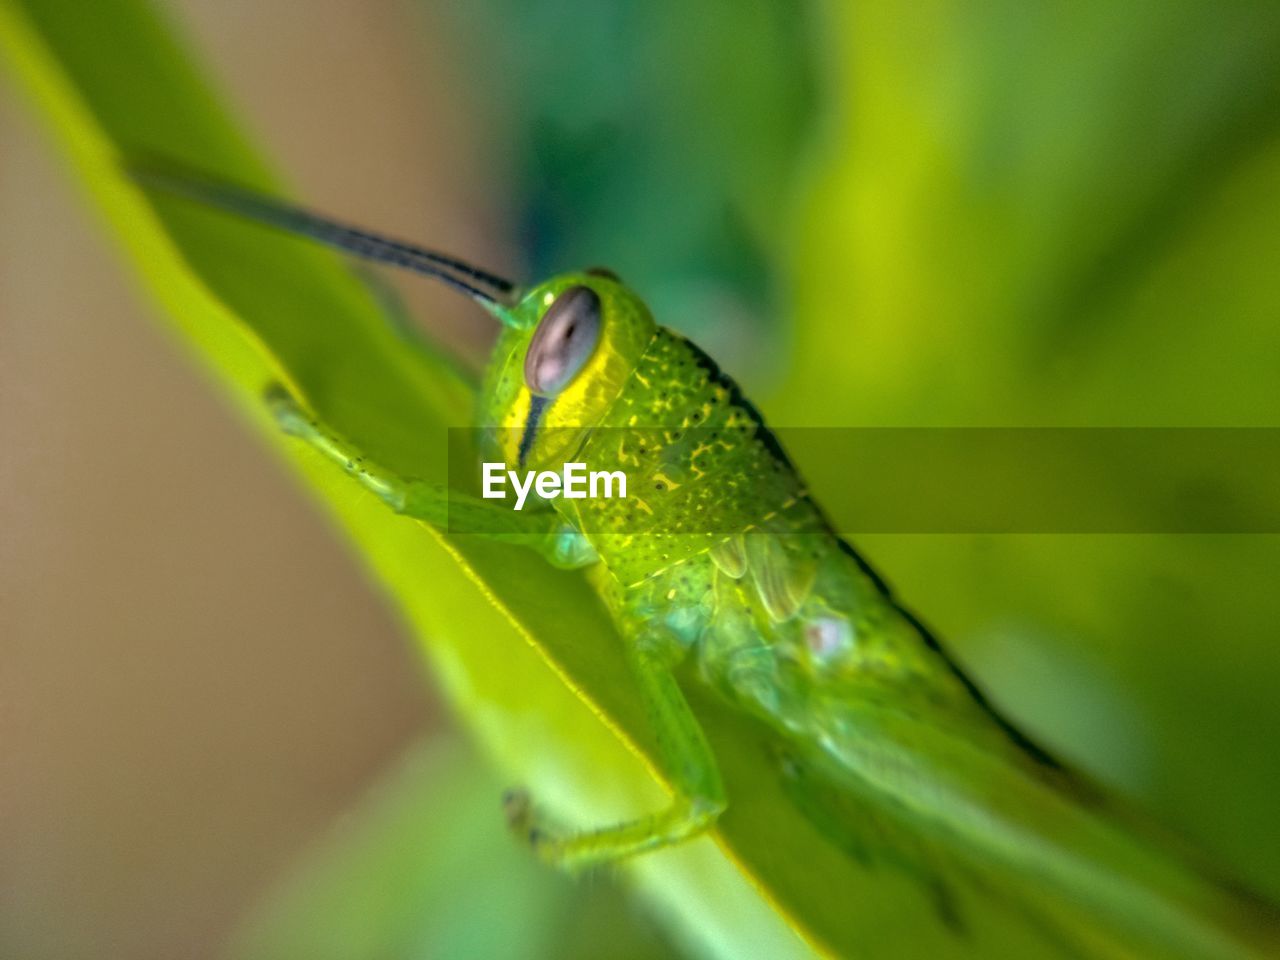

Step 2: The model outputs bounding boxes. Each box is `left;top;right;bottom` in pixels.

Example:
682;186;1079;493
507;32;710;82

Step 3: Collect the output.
523;285;602;396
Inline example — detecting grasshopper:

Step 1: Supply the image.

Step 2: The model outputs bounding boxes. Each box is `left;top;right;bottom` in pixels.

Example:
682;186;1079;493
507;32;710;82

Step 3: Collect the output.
139;167;1279;959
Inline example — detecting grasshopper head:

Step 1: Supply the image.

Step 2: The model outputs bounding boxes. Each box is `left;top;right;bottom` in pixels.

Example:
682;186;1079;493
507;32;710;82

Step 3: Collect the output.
478;270;656;470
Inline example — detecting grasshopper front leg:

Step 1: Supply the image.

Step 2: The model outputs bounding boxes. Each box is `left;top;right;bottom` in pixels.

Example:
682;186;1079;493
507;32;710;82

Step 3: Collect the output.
265;385;596;568
506;630;727;871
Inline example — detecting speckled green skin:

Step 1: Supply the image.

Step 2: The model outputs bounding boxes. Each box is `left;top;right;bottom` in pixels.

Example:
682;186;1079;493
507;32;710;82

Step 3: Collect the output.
570;329;805;584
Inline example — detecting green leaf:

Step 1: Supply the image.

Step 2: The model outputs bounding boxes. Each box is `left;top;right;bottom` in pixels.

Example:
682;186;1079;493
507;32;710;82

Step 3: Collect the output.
0;2;1015;957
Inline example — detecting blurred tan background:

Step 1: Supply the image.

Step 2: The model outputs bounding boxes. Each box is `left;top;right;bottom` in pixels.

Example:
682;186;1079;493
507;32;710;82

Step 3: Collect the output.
1;2;510;956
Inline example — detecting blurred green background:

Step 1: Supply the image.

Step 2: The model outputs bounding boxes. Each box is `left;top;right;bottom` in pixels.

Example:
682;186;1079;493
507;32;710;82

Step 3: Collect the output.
2;0;1278;957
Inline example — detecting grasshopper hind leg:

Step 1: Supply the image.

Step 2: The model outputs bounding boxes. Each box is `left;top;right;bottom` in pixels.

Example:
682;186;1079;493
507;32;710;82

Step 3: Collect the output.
505;629;727;872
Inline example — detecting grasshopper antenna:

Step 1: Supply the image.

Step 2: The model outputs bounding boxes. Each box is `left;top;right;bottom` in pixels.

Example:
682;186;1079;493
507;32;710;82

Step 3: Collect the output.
128;158;519;318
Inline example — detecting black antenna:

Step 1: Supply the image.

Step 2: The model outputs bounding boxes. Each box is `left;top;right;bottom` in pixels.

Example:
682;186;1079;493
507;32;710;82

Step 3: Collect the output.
130;160;516;308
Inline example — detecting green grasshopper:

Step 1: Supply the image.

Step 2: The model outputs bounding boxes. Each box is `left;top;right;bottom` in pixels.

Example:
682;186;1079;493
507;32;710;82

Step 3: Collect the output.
139;168;1279;959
